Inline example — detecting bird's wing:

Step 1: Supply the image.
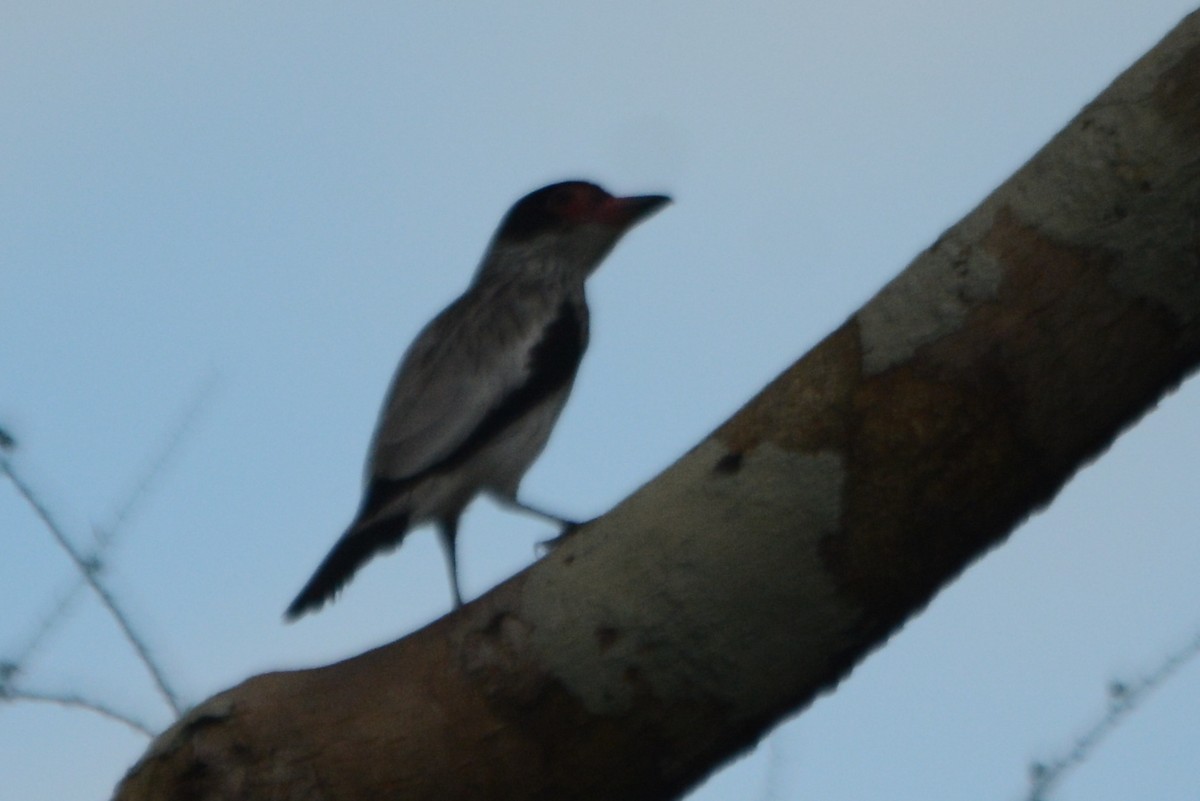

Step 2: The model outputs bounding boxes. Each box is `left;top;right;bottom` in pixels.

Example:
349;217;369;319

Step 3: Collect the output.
366;288;585;484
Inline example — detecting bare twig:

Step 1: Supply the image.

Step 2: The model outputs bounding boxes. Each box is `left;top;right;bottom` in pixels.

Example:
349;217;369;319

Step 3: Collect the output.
0;686;155;738
1026;627;1200;800
1;459;183;716
4;578;90;682
761;729;790;801
0;375;215;704
97;371;219;547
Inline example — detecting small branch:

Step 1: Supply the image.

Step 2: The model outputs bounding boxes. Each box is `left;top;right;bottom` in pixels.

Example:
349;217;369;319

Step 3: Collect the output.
1026;627;1200;800
1;687;156;738
1;459;184;717
6;374;218;677
5;579;90;678
98;371;219;546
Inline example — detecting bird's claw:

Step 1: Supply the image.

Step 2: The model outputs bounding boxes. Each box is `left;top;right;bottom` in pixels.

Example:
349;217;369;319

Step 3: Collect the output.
534;517;590;556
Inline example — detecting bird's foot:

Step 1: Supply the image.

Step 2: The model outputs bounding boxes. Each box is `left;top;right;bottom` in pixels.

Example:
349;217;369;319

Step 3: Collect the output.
492;493;576;527
534;517;592;556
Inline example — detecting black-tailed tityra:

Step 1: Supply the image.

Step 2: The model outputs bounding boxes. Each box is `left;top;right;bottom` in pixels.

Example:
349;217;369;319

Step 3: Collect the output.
285;180;669;619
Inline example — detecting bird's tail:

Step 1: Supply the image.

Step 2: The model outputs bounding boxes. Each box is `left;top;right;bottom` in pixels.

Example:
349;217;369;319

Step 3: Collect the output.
284;511;410;621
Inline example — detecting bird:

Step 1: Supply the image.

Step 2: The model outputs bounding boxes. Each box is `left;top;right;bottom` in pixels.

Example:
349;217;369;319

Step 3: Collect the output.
285;180;670;619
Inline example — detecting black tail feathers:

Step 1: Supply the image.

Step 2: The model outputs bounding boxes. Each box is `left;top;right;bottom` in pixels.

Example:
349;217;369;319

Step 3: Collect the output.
284;512;410;621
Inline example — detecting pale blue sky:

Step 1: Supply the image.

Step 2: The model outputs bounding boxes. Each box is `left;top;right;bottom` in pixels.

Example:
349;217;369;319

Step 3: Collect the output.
3;3;1198;799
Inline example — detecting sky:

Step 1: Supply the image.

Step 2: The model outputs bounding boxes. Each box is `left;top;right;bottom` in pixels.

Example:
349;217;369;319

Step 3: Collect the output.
2;3;1198;799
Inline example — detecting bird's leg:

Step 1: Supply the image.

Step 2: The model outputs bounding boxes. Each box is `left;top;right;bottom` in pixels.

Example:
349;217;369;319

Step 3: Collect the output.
489;491;579;529
437;519;464;608
490;491;584;556
534;517;595;555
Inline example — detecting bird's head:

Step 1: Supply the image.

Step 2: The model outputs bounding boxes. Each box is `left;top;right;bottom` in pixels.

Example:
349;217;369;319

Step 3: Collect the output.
478;181;670;284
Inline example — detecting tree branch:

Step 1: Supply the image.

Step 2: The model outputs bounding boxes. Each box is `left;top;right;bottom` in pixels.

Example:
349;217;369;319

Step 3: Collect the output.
1;461;183;717
2;688;155;738
114;10;1200;800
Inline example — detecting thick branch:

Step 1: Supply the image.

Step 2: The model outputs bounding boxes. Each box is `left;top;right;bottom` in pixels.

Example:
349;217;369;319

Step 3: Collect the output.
114;11;1200;801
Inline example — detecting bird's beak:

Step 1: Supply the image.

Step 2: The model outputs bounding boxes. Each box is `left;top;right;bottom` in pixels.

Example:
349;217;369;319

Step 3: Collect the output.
601;194;672;228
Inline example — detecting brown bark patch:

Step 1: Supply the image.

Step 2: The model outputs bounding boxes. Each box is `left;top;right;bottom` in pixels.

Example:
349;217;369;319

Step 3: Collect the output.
715;321;860;455
826;205;1183;624
1154;35;1200;143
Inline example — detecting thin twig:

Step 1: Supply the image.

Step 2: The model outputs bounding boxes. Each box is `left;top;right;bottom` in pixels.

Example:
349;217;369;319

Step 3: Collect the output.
98;371;219;546
1;687;156;738
761;728;790;801
5;579;89;679
1026;627;1200;800
1;459;183;716
6;374;218;674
